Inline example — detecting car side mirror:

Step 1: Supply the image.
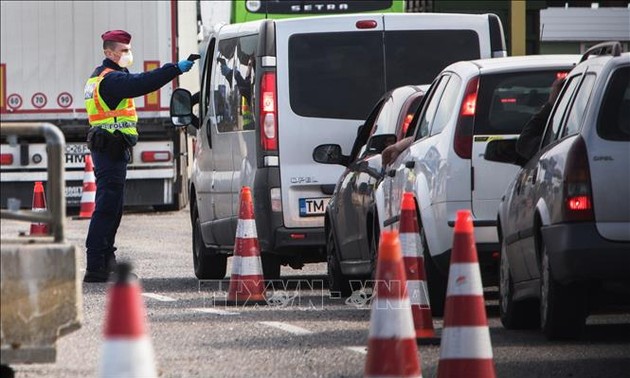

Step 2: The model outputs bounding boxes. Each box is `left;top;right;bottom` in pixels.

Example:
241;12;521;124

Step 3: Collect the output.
312;144;350;166
484;139;523;166
170;88;195;128
366;133;397;154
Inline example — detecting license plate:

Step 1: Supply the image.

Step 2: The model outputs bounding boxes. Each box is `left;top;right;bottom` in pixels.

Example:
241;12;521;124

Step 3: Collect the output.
64;143;90;168
299;197;329;217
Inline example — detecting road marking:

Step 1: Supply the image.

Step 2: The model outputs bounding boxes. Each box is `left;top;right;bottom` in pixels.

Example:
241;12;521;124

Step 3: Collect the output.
346;346;368;355
259;321;313;335
142;293;177;302
193;308;240;316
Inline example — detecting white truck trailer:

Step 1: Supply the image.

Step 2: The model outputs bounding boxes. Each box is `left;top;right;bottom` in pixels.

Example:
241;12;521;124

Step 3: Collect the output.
0;0;200;210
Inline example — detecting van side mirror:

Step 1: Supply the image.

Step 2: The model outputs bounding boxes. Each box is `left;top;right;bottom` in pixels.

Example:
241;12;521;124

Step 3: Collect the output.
366;133;397;154
312;144;350;166
484;139;523;166
170;88;195;128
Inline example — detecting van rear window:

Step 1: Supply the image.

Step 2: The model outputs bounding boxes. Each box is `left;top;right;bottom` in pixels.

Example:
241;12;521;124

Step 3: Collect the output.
289;30;481;120
384;30;480;89
475;70;565;135
289;32;385;120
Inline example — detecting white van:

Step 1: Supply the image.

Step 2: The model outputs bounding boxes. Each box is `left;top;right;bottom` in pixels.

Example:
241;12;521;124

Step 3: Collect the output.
170;13;507;279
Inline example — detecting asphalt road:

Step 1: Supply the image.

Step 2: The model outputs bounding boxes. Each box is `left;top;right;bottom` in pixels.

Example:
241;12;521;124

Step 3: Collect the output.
2;207;629;377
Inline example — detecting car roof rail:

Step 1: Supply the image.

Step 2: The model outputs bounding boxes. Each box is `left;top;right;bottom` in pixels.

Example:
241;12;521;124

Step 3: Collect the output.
579;41;622;63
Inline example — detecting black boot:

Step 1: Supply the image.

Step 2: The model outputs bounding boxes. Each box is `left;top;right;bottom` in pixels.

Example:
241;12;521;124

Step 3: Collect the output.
106;253;117;273
83;266;110;283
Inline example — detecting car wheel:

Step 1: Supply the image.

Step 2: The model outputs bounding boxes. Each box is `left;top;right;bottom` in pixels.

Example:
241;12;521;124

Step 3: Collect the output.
192;206;227;280
368;216;380;281
540;242;587;340
261;253;281;280
499;238;539;329
421;226;447;317
327;227;352;298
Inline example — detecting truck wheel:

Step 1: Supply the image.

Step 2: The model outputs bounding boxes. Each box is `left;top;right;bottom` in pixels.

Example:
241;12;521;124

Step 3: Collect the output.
421;226;447;317
0;365;15;378
262;254;281;280
499;238;539;329
153;202;181;212
192;207;227;279
540;242;587;340
327;228;352;298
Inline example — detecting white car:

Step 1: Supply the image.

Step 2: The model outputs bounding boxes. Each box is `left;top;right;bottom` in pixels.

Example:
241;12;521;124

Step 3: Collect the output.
375;55;580;315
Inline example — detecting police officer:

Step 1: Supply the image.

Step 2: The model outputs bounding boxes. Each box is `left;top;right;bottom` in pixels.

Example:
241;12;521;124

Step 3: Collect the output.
83;30;195;282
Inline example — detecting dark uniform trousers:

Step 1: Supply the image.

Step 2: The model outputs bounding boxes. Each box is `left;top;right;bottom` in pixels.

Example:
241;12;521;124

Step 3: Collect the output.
85;140;129;271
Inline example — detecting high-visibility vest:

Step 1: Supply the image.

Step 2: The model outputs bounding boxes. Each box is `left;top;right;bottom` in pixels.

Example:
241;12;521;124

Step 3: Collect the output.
84;68;138;137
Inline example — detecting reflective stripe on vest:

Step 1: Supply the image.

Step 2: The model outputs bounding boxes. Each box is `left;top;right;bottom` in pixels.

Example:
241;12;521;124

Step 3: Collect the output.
85;68;138;136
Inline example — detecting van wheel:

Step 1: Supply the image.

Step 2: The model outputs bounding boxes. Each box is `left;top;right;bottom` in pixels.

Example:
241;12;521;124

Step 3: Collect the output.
499;238;539;329
327;228;352;298
1;365;15;378
262;254;281;280
540;242;587;340
421;226;447;317
192;207;227;279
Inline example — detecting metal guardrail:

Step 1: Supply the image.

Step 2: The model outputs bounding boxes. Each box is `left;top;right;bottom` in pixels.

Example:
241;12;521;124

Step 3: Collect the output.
0;122;66;242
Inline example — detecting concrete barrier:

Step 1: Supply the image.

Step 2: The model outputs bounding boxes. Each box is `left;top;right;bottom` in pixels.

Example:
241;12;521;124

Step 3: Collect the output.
0;240;82;364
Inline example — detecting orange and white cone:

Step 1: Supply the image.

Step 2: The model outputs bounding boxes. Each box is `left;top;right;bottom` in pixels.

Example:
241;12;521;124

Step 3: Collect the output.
365;230;422;378
29;181;49;236
99;263;157;378
226;186;267;305
437;210;495;378
400;192;440;345
77;154;96;219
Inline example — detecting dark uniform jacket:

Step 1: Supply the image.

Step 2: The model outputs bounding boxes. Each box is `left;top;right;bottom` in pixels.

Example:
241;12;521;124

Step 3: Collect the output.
88;58;184;145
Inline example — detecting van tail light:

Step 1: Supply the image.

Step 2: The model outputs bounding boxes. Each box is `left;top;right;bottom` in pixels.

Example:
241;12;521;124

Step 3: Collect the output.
562;136;594;222
260;71;278;151
1;153;14;165
454;76;479;159
141;151;172;162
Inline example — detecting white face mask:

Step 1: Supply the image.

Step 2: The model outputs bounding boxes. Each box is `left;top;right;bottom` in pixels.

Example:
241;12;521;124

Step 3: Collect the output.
117;51;133;68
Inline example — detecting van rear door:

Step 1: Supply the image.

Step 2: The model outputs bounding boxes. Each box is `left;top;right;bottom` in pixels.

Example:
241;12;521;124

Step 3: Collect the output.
275;15;385;229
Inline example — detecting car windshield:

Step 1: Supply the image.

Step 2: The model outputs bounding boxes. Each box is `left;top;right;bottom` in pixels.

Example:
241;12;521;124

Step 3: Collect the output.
475;70;567;135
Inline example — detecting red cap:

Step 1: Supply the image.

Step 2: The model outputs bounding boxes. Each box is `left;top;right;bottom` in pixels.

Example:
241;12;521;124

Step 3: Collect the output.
101;30;131;44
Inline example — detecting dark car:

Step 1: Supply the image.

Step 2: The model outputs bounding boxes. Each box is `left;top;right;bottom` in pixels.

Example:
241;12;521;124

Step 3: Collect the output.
485;42;630;339
313;85;427;296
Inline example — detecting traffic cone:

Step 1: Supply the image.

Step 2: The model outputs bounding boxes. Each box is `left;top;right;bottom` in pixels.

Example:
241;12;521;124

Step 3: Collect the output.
29;181;49;236
437;210;495;378
226;186;267;305
99;263;157;378
400;192;440;345
77;154;96;219
364;230;422;378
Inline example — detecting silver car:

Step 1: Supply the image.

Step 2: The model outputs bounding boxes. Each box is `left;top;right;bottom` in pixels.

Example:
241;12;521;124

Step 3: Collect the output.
486;42;630;340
